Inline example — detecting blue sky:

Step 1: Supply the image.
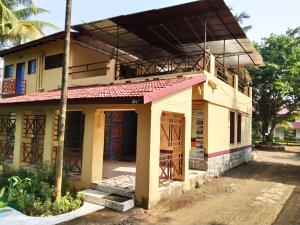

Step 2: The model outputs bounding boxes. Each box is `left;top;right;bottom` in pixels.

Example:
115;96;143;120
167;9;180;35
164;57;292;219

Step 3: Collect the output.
35;0;300;43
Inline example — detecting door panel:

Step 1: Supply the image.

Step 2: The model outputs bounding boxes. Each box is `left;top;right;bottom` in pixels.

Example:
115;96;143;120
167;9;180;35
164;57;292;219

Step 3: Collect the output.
16;63;25;95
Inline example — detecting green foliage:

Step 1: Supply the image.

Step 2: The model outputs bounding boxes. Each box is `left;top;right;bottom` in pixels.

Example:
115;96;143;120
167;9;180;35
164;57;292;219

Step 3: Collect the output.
0;0;59;47
0;162;82;216
52;193;83;215
251;27;300;143
284;127;296;142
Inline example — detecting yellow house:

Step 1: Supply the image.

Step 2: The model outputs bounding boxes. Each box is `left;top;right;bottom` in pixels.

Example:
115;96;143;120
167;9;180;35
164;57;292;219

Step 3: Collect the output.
0;0;263;209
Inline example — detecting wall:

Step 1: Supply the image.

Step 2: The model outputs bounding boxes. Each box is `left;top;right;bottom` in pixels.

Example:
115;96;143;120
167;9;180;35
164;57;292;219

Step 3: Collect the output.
191;54;252;174
3;40;64;93
2;39;117;95
146;87;192;207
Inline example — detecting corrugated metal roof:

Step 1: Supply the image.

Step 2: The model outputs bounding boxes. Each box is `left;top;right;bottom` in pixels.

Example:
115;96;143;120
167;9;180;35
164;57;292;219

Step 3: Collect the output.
73;0;263;66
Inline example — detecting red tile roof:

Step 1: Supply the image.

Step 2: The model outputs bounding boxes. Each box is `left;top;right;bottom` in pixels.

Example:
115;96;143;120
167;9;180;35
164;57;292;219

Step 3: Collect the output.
0;76;206;105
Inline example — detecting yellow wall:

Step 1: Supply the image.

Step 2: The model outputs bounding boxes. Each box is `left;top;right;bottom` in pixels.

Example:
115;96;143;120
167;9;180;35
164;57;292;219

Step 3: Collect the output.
192;54;252;155
2;39;117;94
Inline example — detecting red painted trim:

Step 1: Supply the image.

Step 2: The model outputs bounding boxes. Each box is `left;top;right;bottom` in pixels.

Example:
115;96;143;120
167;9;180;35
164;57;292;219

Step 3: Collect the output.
205;145;252;158
143;76;206;104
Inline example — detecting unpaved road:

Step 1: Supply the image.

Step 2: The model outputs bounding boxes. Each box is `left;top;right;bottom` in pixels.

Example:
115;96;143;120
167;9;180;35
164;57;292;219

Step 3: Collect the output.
62;146;300;225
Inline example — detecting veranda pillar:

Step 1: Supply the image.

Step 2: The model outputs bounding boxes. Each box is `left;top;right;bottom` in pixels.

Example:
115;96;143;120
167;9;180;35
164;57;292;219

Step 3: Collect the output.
12;111;23;170
135;105;160;209
81;109;105;187
43;110;55;163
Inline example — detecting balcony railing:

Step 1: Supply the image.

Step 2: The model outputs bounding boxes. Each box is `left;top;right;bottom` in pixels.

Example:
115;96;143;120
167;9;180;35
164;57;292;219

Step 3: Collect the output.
69;61;110;78
2;79;26;97
238;78;251;96
215;61;235;88
116;51;210;80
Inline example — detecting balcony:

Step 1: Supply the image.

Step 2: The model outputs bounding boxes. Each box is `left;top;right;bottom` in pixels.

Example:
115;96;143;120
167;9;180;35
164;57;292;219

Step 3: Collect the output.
1;79;26;98
116;51;210;80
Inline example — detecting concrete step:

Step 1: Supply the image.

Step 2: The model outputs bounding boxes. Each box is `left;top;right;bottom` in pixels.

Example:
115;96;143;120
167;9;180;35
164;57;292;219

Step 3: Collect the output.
91;183;135;198
79;189;134;212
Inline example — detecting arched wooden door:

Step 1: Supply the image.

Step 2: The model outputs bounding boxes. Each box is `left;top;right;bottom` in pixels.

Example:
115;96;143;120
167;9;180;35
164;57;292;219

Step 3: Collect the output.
160;111;185;182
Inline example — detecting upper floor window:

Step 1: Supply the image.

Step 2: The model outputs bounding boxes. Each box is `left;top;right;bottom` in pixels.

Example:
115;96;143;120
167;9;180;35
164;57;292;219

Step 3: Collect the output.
45;53;63;70
237;113;242;143
4;64;14;79
28;59;37;74
230;111;235;144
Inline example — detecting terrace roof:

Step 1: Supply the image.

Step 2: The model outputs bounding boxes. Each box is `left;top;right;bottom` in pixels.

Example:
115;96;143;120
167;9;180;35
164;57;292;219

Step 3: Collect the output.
73;0;263;67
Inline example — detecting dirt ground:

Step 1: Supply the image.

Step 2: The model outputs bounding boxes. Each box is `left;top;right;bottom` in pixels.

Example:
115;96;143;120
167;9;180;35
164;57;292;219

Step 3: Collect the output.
62;145;300;225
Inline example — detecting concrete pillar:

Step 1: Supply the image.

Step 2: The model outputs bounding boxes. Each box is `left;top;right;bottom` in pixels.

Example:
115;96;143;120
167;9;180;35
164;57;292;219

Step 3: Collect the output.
81;109;105;187
234;74;239;90
209;53;215;75
12;111;23;170
43;110;54;163
135;105;159;209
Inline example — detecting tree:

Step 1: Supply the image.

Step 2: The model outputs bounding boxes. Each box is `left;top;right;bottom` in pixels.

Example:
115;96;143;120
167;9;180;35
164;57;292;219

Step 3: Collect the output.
0;0;58;47
229;7;252;32
55;0;72;200
251;27;300;143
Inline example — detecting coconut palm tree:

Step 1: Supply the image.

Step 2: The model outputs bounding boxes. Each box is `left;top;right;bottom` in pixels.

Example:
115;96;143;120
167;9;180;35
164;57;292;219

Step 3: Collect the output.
55;0;72;200
229;6;253;33
0;0;58;47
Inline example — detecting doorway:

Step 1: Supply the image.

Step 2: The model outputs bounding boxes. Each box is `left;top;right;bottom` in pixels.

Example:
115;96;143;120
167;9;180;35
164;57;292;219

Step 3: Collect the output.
16;62;25;95
104;111;137;161
102;111;137;187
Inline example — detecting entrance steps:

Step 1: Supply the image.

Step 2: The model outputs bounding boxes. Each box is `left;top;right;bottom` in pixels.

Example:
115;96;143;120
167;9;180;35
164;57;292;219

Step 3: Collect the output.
80;184;135;212
91;182;135;198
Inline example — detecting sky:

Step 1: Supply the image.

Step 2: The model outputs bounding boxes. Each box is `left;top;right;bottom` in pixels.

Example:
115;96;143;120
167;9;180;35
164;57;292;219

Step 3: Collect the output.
30;0;300;43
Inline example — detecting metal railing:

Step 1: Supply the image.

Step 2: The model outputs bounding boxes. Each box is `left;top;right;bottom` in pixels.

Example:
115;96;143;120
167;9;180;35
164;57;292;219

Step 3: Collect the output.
52;146;82;174
159;150;184;183
116;51;210;80
215;61;235;88
69;61;109;75
238;78;250;96
1;79;26;97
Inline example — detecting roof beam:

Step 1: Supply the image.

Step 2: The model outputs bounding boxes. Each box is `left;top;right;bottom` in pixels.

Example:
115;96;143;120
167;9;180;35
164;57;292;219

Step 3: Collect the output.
206;0;257;66
147;26;186;55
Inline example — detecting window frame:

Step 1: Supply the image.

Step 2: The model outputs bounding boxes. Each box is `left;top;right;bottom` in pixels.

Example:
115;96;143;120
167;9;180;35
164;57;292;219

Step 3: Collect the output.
28;59;37;75
44;53;63;70
230;111;235;144
237;113;242;143
4;64;14;79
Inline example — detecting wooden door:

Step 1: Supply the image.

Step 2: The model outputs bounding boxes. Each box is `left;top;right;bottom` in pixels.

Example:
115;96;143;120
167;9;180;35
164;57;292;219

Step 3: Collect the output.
160;112;185;181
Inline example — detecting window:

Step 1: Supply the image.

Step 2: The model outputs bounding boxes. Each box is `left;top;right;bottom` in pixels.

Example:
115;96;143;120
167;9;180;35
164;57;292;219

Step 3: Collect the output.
237;114;242;143
4;64;14;78
28;59;37;74
44;53;63;70
230;111;235;144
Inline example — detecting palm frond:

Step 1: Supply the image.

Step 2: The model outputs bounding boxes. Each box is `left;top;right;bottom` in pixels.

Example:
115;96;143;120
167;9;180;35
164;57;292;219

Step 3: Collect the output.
243;25;253;33
9;20;45;38
14;7;49;19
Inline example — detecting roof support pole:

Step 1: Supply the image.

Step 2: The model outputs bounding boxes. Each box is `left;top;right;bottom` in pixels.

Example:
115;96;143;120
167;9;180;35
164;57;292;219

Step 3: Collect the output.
223;39;225;75
237;54;240;77
115;25;119;80
203;13;207;70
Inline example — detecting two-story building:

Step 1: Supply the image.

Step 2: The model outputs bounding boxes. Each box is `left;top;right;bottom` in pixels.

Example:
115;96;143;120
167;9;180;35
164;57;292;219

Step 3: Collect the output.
0;0;263;209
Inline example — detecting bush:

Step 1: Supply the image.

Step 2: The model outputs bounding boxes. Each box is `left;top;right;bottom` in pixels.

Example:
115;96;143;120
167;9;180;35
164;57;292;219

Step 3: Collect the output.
0;162;82;216
52;193;83;215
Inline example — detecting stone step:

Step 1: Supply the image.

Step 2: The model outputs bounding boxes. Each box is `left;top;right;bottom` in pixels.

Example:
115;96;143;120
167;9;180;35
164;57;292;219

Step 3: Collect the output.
91;183;135;198
79;189;135;212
